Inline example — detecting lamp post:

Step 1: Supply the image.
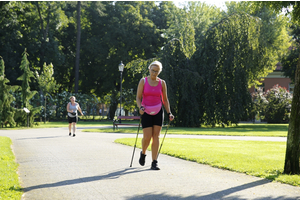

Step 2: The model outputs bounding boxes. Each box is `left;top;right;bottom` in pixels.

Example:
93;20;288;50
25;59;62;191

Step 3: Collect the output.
119;61;124;123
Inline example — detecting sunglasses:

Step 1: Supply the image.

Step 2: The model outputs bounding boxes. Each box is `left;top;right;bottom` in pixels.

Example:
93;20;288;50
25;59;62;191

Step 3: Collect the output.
151;69;159;74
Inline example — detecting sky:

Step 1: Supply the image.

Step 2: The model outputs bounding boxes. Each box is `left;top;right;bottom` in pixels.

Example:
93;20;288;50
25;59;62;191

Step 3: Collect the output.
173;0;227;10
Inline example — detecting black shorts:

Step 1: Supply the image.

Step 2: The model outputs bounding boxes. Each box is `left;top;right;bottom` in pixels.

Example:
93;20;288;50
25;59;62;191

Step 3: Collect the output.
141;108;164;129
68;116;78;123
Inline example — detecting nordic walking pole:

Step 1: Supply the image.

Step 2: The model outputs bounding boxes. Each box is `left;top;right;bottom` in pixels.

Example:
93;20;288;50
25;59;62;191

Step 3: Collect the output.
157;120;171;159
130;117;142;167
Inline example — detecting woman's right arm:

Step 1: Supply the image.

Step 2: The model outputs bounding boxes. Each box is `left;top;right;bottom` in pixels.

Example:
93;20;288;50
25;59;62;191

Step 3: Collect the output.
66;103;71;113
136;78;144;115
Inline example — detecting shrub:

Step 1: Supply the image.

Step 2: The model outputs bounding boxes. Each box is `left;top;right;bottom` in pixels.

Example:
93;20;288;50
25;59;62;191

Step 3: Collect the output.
252;84;292;123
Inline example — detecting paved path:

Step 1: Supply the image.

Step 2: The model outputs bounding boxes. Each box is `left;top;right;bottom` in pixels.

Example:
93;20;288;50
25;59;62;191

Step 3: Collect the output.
1;127;300;200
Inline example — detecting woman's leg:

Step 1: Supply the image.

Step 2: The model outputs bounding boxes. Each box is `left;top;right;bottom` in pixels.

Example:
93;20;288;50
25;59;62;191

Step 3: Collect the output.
142;127;152;154
72;122;76;135
151;125;162;160
68;123;72;133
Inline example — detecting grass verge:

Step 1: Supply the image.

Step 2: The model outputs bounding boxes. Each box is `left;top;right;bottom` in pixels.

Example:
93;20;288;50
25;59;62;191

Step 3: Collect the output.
34;121;112;128
115;138;300;187
84;123;288;137
1;121;113;130
0;136;22;199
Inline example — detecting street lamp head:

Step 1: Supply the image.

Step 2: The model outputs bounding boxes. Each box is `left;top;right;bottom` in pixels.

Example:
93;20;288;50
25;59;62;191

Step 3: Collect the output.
119;61;124;72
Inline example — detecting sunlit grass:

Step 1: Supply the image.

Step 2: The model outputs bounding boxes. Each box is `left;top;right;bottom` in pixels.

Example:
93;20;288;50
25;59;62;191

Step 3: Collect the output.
0;137;22;199
34;120;112;128
115;138;300;186
84;123;289;137
1;120;113;130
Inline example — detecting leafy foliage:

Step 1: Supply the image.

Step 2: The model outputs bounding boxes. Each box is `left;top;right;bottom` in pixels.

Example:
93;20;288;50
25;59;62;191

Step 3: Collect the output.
281;25;300;83
282;47;299;83
0;2;293;128
194;13;262;126
36;62;60;121
0;57;18;127
15;50;41;127
36;63;60;95
126;5;290;127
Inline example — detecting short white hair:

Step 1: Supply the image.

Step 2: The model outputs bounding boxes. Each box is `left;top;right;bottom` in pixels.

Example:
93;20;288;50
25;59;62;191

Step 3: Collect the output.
148;61;163;73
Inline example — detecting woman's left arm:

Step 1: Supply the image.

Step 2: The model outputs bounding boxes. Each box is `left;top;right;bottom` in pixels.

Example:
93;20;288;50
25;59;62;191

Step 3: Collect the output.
77;104;84;115
162;80;174;121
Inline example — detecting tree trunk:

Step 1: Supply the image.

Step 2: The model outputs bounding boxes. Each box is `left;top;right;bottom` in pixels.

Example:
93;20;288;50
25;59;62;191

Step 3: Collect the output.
284;52;300;174
75;1;81;93
109;102;118;120
35;2;51;73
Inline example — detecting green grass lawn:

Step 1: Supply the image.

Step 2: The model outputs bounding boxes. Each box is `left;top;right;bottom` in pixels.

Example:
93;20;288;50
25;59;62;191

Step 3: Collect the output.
1;119;112;130
34;120;112;128
84;123;289;137
0;137;22;199
115;137;300;186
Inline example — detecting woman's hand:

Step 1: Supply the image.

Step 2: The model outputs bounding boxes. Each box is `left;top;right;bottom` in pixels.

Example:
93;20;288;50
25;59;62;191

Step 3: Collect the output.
139;106;145;115
169;113;174;121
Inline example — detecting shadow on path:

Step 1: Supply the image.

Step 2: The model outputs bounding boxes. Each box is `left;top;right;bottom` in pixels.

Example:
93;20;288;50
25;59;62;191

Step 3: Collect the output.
127;179;296;200
22;167;147;192
128;193;297;200
16;136;66;140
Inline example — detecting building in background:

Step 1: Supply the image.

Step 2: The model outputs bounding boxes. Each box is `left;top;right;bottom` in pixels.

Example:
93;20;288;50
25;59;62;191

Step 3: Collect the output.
249;62;294;94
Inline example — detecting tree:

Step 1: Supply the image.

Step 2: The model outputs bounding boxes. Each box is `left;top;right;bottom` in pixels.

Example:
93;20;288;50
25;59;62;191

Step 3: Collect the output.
53;2;78;92
74;1;81;93
194;12;263;126
281;25;300;83
162;3;196;58
36;63;60;97
17;50;37;108
15;49;41;127
161;39;200;127
36;62;60;122
256;1;300;174
0;56;18;127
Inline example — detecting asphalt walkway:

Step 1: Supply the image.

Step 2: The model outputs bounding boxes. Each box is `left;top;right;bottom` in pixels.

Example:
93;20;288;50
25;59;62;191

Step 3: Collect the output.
1;127;300;200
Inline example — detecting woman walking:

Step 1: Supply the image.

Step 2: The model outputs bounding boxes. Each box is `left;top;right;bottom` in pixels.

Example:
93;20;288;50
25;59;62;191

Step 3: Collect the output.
136;61;174;170
67;96;84;137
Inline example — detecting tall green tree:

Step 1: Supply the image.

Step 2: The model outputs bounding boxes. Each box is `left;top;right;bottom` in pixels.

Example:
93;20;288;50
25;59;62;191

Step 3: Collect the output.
162;3;196;58
17;50;37;108
53;2;78;92
226;2;291;86
194;12;263;126
74;1;81;93
36;63;60;97
15;49;41;127
36;62;60;122
161;39;201;127
281;25;300;83
254;1;300;175
0;56;18;128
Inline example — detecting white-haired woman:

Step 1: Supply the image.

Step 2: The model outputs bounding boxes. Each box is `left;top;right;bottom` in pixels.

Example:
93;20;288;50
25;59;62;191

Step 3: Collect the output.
67;96;84;137
136;61;174;170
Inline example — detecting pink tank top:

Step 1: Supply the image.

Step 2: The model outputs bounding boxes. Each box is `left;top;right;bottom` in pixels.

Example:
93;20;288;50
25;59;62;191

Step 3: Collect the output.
142;77;163;106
